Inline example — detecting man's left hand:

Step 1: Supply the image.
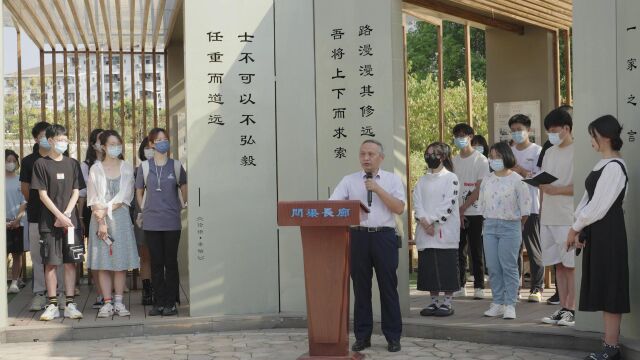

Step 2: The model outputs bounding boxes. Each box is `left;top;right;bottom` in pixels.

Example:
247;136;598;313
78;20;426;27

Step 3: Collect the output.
364;178;380;193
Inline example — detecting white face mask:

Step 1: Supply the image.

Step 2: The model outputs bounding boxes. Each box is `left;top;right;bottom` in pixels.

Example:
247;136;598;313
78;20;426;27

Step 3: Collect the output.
5;162;17;172
143;148;155;160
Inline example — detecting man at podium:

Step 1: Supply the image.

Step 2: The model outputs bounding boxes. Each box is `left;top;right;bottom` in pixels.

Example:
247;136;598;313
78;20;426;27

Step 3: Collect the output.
329;140;406;353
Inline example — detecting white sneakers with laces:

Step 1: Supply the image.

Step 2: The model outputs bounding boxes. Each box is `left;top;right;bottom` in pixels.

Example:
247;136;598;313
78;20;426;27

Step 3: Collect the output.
503;305;516;320
114;302;131;316
64;302;83;319
40;303;60;321
473;288;485;300
557;311;575;327
484;303;505;317
97;302;114;318
7;283;20;294
542;309;566;325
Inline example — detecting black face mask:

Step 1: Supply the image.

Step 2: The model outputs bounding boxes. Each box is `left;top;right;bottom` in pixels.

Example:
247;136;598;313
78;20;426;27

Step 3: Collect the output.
425;156;442;169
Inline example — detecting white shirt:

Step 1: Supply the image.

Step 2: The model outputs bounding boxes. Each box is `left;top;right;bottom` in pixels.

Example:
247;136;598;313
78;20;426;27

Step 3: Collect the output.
479;172;531;221
452;150;490;216
512;143;542;214
540;143;574;225
87;160;135;219
413;169;460;250
573;159;627;232
330;169;406;227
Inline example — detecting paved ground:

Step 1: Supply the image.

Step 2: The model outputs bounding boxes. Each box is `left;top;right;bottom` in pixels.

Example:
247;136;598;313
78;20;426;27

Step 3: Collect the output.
0;329;586;359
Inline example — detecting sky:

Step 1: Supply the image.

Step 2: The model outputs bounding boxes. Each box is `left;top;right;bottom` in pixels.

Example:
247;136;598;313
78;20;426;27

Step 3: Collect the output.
4;26;60;75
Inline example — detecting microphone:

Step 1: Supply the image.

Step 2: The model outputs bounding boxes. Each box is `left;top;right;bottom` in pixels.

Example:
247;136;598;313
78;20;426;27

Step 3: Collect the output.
365;172;373;207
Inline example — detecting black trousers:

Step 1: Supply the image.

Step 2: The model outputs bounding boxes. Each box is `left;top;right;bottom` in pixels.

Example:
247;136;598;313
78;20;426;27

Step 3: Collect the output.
458;215;485;289
350;229;402;342
145;230;181;307
518;214;544;291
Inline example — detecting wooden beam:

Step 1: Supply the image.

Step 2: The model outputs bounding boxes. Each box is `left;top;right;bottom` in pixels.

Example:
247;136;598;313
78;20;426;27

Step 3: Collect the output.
83;0;100;50
5;0;44;49
464;24;473;127
115;0;123;51
402;14;413;241
486;0;572;28
120;50;125;154
20;0;57;49
109;51;114;129
141;0;152;51
75;52;81;161
64;51;69;130
152;0;167;50
153;52;158;127
164;52;170;135
99;0;113;50
403;0;524;34
563;29;572;105
86;50;92;137
40;51;46;121
502;0;572;22
437;24;444;142
52;0;79;50
402;9;442;26
52;50;58;124
142;52;147;135
164;0;183;48
17;26;24;158
552;30;561;107
96;51;103;128
130;0;135;50
67;0;90;50
131;52;137;165
37;0;68;49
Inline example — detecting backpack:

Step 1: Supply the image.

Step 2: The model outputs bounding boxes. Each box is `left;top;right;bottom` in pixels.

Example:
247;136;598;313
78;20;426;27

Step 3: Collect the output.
140;159;184;209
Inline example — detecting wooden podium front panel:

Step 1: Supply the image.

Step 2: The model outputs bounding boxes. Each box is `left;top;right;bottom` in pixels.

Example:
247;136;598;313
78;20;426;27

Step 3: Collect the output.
300;226;351;357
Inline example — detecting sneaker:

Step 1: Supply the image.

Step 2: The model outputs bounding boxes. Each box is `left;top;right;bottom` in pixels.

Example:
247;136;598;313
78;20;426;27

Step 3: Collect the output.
30;294;47;312
503;305;516;320
162;305;177;316
40;304;60;321
148;305;164;316
585;343;621;360
434;304;455;317
542;309;566;325
484;303;505;317
64;303;83;319
7;283;20;294
92;297;105;309
453;288;467;297
473;288;485;300
528;289;542;303
18;279;26;288
420;303;439;316
557;311;575;327
97;302;114;318
114;302;131;316
547;292;560;305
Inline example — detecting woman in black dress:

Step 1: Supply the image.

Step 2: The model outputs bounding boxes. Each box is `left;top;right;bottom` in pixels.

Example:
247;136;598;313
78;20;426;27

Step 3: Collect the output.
566;115;629;360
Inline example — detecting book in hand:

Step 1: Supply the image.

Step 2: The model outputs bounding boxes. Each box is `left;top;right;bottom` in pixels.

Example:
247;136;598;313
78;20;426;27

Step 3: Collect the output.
522;172;558;187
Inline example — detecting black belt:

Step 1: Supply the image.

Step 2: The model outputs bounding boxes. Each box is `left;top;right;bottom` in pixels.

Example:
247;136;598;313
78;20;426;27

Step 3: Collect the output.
351;226;395;233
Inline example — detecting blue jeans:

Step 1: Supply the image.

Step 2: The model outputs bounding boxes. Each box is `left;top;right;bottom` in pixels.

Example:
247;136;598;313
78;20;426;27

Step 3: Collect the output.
483;219;522;306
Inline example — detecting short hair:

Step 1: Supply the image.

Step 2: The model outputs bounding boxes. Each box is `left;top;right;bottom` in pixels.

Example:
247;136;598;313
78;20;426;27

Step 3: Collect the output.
361;139;384;155
148;127;168;143
588;115;623;151
489;141;516;169
452;123;474;137
544;108;573;131
138;136;151;161
45;124;67;139
558;104;573;117
508;114;532;128
31;121;51;139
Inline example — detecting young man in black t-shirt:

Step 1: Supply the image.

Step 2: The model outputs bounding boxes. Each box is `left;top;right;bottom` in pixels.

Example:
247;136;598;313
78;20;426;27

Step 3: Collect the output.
31;125;85;321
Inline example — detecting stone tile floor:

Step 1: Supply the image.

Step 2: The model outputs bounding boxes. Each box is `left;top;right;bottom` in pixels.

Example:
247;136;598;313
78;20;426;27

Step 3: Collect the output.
0;329;586;359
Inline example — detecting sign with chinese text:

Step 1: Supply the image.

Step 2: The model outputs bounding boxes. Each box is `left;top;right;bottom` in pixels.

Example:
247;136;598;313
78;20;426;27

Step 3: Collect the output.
617;0;640;146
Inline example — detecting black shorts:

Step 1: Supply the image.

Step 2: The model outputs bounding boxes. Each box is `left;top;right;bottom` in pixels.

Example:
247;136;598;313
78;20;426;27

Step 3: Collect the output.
6;227;24;254
40;228;85;265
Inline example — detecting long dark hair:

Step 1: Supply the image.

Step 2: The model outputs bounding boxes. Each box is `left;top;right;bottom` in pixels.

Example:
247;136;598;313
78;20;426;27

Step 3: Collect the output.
98;130;125;161
588;115;623;151
138;137;150;161
471;135;489;157
425;142;454;172
84;128;104;168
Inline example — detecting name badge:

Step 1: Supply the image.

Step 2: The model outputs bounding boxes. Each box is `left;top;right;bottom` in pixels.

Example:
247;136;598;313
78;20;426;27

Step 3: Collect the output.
57;173;65;180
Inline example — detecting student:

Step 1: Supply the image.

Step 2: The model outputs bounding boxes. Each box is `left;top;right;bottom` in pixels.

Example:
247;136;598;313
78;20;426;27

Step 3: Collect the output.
539;108;576;327
135;128;187;316
479;142;531;320
508;114;544;302
414;142;460;317
79;128;105;309
31;124;85;321
6;150;27;294
134;137;154;305
471;135;489;158
451;124;490;299
567;115;628;360
87;130;139;317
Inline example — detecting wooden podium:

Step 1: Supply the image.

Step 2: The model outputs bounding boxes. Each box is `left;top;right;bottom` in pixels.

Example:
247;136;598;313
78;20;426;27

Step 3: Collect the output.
278;200;368;360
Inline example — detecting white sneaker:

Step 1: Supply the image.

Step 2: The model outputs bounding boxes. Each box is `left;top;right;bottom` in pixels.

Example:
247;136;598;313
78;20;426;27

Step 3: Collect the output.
97;302;114;318
484;303;505;317
30;294;47;311
40;304;60;321
453;288;467;297
542;309;566;325
473;288;485;299
503;305;516;320
7;283;20;294
114;302;131;316
557;311;575;327
64;302;83;319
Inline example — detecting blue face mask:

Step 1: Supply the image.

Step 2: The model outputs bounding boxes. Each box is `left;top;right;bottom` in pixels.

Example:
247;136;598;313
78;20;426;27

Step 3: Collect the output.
547;132;562;145
511;131;527;144
155;140;170;154
490;159;505;171
107;145;122;158
39;137;51;150
474;146;484;154
54;141;68;154
454;137;469;149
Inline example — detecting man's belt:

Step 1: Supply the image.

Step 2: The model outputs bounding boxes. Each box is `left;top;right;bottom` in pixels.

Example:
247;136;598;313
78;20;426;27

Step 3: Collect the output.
351;226;395;233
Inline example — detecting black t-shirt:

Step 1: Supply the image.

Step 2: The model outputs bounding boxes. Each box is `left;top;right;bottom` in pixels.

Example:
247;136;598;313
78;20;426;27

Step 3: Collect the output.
30;156;82;233
19;152;43;223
